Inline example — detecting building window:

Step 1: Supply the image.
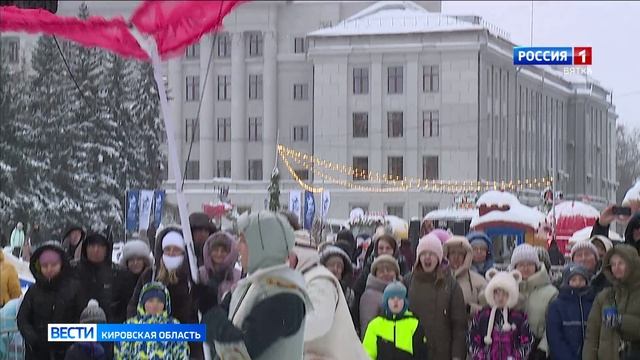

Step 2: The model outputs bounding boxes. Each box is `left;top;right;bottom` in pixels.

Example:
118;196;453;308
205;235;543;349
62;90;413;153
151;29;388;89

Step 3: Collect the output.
293;126;309;142
353;112;368;138
353;157;369;181
353;67;369;94
247;32;263;57
217;32;231;57
387;66;403;94
422;156;439;180
388;156;403;180
423;65;440;92
422;111;439;137
185;118;199;142
248;117;262;142
248;74;263;100
293;84;309;100
421;204;438;218
248;160;263;180
185;43;199;59
294;37;306;53
185;76;199;101
185;161;199;180
386;205;404;218
217;160;231;178
217;118;231;142
387;112;403;138
294;169;309;180
2;38;19;63
218;75;231;101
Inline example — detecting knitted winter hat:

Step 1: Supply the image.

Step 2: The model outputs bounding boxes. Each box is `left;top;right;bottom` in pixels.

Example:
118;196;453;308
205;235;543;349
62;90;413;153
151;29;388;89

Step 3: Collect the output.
509;244;540;270
382;281;409;315
570;240;599;261
428;229;452;245
562;264;592;288
483;269;522;345
80;299;107;324
416;234;444;263
39;249;61;266
119;240;152;268
141;287;167;307
162;231;185;250
371;254;400;277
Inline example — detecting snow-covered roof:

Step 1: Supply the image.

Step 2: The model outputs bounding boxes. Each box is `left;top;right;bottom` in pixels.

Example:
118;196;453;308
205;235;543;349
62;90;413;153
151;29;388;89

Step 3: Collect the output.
548;201;600;220
623;181;640;207
568;226;623;244
472;191;545;229
309;1;485;37
424;208;478;221
476;190;520;207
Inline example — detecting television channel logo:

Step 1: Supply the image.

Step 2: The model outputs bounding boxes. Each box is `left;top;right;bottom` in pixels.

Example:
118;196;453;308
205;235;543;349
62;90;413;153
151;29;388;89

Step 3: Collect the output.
513;47;592;66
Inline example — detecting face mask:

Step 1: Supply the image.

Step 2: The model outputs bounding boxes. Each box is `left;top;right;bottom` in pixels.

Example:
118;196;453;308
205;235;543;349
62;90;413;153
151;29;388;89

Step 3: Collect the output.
162;254;184;271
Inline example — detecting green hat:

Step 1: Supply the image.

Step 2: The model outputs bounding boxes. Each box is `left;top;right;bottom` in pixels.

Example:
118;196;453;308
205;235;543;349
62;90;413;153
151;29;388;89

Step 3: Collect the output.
238;211;295;274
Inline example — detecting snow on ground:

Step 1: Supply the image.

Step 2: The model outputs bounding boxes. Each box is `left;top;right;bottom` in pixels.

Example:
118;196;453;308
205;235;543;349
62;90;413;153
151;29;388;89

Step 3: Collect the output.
424;207;478;221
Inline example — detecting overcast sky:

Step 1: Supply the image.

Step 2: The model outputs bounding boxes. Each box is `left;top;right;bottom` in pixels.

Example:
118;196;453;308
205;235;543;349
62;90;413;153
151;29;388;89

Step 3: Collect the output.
442;1;640;130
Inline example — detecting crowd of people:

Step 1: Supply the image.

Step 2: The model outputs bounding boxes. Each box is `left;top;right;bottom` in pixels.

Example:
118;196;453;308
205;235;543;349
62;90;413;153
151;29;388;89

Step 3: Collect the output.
0;204;638;360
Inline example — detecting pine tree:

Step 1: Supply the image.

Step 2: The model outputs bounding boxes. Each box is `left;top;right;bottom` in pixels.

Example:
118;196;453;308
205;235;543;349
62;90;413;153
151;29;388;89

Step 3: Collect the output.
268;167;281;211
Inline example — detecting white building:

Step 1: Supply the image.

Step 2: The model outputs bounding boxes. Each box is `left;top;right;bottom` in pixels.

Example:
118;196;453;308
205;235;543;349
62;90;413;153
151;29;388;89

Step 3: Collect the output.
3;1;616;220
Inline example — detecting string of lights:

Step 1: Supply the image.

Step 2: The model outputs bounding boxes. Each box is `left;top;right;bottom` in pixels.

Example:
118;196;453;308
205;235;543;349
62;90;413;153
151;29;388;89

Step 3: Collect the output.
277;144;553;193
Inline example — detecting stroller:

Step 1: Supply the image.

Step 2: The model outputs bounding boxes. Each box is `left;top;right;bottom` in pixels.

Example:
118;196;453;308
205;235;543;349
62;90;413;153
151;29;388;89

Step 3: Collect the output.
0;297;24;360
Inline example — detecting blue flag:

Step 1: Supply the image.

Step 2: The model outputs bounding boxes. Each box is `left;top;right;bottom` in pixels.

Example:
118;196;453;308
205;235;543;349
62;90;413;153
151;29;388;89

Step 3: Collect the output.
126;190;140;232
304;191;315;230
153;190;165;226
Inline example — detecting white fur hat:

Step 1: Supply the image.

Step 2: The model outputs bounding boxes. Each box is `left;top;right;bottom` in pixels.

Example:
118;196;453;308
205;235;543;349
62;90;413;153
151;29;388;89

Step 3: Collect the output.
482;269;522;345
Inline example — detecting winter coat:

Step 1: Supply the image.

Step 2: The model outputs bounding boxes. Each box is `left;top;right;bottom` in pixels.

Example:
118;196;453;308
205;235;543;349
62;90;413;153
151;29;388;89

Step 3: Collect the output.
591;213;640;254
291;245;369;360
405;262;467;360
362;310;429;360
466;232;494;277
17;241;85;360
590;270;611;296
0;251;21;307
204;264;312;360
28;228;43;249
9;228;24;250
443;237;488;318
547;286;596;360
0;297;24;360
468;307;533;360
61;225;86;262
360;274;394;336
115;282;189;360
548;241;565;266
197;232;241;314
516;267;558;355
583;245;640;360
71;233;129;323
64;343;107;360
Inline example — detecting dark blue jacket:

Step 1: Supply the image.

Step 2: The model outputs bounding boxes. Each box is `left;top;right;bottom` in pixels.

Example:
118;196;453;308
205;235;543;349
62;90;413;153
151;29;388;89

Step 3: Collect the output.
546;286;596;360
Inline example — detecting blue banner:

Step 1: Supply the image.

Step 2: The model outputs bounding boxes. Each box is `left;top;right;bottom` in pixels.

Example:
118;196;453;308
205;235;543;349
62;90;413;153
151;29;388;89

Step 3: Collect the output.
126;190;140;232
304;191;315;230
97;324;205;342
153;190;166;226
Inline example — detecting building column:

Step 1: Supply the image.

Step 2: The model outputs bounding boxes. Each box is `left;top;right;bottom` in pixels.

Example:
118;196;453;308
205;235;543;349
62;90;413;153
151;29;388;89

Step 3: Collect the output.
168;58;183;181
370;55;383;182
199;35;216;179
262;29;278;179
406;55;419;181
231;32;246;180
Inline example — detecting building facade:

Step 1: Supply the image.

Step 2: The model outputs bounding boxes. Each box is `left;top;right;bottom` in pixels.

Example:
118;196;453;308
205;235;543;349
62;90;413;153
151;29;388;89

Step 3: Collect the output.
4;1;616;220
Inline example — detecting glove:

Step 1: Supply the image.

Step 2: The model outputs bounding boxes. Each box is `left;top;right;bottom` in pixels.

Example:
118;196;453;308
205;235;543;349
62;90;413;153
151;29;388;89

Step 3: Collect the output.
203;307;244;344
603;313;623;329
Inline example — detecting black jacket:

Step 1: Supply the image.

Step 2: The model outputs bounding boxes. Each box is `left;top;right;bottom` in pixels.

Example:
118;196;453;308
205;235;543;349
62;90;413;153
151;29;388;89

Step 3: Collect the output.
591;212;640;254
64;342;107;360
17;242;85;360
61;225;86;259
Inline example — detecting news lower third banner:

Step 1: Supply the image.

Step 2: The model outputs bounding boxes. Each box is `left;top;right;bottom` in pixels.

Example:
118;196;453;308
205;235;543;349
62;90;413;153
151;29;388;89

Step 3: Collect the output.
48;324;206;342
